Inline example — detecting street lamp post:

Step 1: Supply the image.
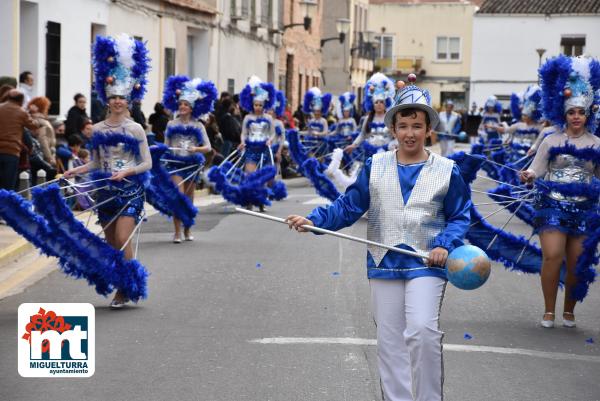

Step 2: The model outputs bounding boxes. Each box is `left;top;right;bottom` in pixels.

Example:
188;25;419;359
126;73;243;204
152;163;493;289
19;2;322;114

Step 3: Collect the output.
281;0;317;32
536;48;546;84
320;18;351;47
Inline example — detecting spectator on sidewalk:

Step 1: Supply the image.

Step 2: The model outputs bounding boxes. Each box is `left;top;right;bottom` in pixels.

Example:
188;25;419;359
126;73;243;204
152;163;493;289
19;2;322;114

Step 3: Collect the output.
148;102;169;143
217;98;241;156
65;93;89;138
130;99;147;130
27;96;57;168
90;89;106;123
0;84;15;102
0;90;39;190
18;71;35;107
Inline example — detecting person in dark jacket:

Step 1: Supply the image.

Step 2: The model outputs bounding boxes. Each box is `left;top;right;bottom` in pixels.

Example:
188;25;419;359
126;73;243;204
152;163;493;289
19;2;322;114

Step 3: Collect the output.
148;102;170;143
216;98;241;157
65;93;89;138
130;100;147;130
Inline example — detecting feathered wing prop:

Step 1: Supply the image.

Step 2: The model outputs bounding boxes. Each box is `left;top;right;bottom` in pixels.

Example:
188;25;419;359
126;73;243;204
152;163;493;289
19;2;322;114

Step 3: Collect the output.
286;129;310;175
146;145;199;228
301;158;342;202
325;148;359;192
32;185;148;301
451;152;549;277
208;164;282;207
0;189;114;295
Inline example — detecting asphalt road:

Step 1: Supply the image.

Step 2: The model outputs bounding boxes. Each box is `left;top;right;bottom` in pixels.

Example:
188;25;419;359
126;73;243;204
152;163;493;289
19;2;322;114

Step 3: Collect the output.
0;179;599;401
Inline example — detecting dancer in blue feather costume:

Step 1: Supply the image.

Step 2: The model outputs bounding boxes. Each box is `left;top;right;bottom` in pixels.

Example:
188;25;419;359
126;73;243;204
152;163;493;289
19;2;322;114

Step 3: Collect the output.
63;33;152;308
161;75;216;242
209;76;287;211
519;55;600;327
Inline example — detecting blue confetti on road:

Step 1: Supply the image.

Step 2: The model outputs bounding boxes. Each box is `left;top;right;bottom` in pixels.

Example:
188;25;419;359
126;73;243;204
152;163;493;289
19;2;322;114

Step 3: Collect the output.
586;337;594;344
464;333;473;340
256;263;262;269
331;272;340;276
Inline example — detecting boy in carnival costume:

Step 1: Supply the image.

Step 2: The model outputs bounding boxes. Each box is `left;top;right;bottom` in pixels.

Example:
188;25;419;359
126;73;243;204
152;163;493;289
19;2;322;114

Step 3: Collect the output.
287;81;472;401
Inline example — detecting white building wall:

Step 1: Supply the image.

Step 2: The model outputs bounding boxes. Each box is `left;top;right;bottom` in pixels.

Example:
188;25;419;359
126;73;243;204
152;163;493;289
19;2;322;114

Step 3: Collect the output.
470;15;600;108
0;0;109;117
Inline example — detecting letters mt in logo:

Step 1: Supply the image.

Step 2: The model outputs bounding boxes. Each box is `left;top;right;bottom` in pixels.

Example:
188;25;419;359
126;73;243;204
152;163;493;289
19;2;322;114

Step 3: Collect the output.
22;307;87;360
18;303;95;377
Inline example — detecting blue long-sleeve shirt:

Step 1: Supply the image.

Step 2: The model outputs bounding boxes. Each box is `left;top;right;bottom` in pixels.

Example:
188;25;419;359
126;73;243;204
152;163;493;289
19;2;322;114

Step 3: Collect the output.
307;157;472;280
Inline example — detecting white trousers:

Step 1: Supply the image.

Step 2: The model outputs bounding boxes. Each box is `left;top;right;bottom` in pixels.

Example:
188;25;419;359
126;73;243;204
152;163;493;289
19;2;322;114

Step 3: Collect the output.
439;139;454;157
370;277;447;401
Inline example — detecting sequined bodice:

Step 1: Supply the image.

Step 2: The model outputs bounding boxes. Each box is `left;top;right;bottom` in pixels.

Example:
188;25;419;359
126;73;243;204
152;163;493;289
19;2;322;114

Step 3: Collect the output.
337;121;354;135
99;143;137;173
171;134;199;157
367;122;391;146
546;153;595;202
308;121;325;134
247;118;271;142
513;127;539;146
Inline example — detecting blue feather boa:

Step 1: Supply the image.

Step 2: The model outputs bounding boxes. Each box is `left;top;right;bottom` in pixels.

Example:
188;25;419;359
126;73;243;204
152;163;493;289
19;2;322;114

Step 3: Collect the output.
510;93;522;122
165;124;205;146
90;132;141;157
548;143;600;163
286;129;309;175
274;90;286;117
208;164;284;207
32;185;148;301
302;158;341;202
536;178;600;201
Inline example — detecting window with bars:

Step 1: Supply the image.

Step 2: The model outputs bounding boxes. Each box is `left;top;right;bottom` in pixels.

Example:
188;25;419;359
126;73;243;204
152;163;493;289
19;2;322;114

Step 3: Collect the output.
561;36;585;56
436;36;460;61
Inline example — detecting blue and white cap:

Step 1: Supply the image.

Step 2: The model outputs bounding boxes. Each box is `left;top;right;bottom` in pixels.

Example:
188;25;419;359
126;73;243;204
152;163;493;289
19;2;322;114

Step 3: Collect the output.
384;84;439;130
484;95;502;113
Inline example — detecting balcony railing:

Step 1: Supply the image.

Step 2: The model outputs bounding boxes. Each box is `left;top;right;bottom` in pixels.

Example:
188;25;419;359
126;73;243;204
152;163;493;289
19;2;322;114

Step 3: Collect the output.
375;56;423;74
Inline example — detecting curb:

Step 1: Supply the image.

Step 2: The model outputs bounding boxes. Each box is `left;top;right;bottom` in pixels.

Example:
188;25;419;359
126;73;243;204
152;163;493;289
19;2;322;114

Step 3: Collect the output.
0;238;33;268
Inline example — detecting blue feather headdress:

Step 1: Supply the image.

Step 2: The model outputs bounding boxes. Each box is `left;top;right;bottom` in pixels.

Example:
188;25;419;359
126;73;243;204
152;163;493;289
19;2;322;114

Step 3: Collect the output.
510;91;523;122
240;76;276;112
274;90;286;117
303;87;332;115
484;95;503;114
336;92;356;119
162;75;218;119
540;55;600;132
93;33;151;105
363;73;395;113
522;85;543;122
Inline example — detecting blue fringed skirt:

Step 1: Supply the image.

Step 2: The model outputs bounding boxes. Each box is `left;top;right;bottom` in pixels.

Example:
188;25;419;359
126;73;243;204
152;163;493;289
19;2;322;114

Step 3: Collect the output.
533;193;597;236
96;183;145;225
244;143;272;165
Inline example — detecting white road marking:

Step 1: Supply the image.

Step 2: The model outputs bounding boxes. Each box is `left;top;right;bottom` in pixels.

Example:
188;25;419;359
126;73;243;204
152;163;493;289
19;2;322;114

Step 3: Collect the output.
250;337;600;363
302;197;331;205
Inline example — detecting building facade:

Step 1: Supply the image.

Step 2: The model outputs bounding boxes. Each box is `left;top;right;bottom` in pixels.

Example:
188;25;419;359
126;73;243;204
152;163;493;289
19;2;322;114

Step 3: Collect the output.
216;0;283;94
0;0;220;117
470;0;600;109
278;0;323;111
369;0;479;111
321;0;373;107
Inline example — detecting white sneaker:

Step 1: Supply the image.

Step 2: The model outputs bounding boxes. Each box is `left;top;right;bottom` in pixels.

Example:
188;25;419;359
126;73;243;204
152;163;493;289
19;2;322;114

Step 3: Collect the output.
184;233;194;241
173;234;182;244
